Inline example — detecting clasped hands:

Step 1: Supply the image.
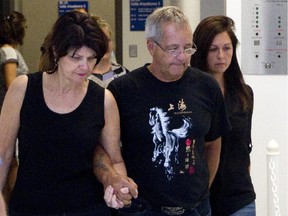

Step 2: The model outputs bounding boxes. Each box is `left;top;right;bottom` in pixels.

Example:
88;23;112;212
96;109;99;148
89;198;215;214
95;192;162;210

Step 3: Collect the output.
104;174;138;209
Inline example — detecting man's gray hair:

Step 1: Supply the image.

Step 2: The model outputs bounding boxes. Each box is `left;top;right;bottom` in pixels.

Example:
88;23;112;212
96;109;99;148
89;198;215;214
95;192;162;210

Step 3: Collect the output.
145;6;190;41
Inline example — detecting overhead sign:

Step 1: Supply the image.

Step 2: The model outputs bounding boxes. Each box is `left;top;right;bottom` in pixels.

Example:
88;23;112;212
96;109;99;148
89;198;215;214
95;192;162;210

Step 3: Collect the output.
58;1;88;16
130;0;163;31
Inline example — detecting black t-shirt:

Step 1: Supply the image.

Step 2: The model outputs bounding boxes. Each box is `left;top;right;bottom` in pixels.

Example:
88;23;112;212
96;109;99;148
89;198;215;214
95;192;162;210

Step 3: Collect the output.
210;86;256;216
108;64;231;208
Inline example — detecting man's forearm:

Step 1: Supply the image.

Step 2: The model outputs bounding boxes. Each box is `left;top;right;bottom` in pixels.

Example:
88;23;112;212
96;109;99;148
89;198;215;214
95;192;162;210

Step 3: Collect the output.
93;144;138;205
93;145;118;187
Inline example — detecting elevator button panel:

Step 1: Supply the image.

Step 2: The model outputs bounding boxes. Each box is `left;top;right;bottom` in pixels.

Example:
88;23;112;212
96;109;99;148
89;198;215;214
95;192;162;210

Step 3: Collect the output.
241;0;287;75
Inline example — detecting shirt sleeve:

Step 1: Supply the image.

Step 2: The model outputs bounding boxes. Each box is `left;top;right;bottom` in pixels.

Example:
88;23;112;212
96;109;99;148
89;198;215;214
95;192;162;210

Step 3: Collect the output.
205;86;232;142
0;46;18;64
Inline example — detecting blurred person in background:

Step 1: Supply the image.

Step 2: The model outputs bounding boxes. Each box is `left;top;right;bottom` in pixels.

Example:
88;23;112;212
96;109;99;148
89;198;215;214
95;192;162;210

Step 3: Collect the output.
0;11;28;205
88;15;129;88
0;10;28;113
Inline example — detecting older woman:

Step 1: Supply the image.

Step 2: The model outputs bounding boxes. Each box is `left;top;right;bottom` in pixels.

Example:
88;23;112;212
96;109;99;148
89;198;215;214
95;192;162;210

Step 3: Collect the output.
0;11;136;216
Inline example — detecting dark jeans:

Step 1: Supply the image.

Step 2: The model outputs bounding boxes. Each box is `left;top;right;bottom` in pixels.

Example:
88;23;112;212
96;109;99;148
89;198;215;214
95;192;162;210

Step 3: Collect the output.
9;203;110;216
230;201;256;216
115;197;211;216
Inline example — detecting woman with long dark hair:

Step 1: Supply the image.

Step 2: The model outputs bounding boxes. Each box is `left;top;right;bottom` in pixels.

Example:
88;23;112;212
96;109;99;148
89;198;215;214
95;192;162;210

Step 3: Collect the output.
191;16;256;216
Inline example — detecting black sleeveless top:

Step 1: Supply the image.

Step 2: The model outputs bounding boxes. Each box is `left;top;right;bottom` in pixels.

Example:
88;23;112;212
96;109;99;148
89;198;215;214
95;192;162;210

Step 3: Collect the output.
10;72;106;214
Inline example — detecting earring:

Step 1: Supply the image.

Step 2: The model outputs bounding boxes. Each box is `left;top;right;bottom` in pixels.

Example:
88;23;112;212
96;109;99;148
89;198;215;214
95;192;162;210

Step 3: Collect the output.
46;58;58;74
54;58;58;67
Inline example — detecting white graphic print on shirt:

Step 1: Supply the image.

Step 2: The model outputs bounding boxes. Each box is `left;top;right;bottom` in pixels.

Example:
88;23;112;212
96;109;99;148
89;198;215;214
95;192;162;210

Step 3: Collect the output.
149;106;192;180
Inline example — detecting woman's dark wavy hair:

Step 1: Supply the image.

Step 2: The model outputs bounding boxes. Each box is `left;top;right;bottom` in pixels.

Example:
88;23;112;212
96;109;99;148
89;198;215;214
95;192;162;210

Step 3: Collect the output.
191;15;252;111
0;11;26;45
43;11;108;74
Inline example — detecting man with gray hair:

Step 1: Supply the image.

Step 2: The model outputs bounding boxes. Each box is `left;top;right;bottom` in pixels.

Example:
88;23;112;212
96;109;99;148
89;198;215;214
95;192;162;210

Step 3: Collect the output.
97;6;231;216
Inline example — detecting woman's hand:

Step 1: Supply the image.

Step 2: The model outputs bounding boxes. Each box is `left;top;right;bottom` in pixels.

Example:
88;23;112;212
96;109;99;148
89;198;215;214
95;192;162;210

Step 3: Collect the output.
104;185;130;209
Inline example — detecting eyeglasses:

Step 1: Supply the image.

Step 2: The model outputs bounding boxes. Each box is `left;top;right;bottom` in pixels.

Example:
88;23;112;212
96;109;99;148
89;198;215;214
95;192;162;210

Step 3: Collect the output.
154;41;197;56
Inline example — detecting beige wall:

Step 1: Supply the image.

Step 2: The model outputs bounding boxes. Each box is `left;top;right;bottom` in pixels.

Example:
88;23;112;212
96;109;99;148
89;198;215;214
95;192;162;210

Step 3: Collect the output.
16;0;115;72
